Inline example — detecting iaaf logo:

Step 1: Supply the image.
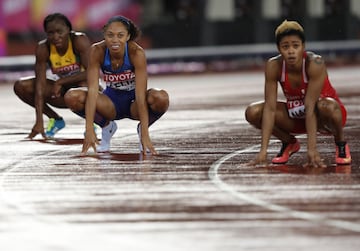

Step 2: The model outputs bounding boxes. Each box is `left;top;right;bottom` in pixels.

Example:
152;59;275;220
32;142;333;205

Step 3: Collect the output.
103;71;135;82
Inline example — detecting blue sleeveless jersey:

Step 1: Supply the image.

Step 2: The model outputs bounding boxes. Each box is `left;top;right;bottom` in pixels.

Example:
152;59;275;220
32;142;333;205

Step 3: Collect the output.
101;43;136;91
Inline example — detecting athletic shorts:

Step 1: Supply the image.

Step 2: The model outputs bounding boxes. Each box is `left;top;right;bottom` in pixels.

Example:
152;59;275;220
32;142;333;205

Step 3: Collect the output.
291;103;347;134
103;87;135;120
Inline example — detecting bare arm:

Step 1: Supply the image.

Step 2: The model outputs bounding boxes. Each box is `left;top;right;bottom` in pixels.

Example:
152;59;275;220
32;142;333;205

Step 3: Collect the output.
249;58;280;166
259;59;280;158
28;41;49;139
81;43;102;154
304;55;327;167
131;43;156;154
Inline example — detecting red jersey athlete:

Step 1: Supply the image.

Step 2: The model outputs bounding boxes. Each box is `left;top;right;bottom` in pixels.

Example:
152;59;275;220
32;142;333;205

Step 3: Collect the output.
245;20;351;167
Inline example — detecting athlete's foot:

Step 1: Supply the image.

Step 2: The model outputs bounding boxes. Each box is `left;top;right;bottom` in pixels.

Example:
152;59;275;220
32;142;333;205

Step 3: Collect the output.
97;121;117;153
45;118;65;138
272;138;300;164
335;141;351;165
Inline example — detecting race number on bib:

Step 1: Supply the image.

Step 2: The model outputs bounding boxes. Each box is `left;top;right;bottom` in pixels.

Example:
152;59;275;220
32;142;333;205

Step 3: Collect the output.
287;100;305;119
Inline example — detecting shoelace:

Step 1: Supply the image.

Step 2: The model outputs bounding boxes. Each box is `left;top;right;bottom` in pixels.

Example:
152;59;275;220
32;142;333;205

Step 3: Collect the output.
276;142;289;157
337;143;346;158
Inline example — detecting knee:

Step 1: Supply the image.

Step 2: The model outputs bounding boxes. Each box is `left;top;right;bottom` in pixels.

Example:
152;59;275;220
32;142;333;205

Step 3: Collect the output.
245;103;263;126
13;80;25;97
64;89;86;111
317;98;339;116
147;88;169;114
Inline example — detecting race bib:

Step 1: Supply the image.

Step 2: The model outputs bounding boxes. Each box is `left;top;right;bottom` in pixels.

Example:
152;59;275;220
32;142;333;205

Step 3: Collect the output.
287;99;305;119
106;80;135;91
103;71;136;91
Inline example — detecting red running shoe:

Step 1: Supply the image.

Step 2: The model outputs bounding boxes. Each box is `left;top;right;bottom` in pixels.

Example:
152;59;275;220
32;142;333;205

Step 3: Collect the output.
272;139;300;164
335;141;351;165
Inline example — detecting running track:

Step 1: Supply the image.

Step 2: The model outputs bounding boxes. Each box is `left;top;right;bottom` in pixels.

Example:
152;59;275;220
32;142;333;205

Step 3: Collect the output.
0;67;359;251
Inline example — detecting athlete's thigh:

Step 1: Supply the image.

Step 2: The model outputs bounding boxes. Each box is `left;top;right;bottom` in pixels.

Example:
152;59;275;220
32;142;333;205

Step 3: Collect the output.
129;89;152;120
44;78;72;107
316;97;346;131
274;101;297;131
95;92;117;120
16;76;39;94
41;78;57;97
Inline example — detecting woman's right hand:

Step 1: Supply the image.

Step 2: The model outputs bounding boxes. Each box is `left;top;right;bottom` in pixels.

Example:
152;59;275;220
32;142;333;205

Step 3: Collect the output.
27;122;46;139
248;151;268;167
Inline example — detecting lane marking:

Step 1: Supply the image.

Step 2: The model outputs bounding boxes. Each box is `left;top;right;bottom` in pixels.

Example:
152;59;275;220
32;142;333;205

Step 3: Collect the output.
0;147;77;217
208;144;360;233
0;128;161;219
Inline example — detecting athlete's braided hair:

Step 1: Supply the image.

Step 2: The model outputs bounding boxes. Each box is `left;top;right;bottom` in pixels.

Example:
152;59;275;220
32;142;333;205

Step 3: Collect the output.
275;20;305;45
103;15;141;41
43;13;72;31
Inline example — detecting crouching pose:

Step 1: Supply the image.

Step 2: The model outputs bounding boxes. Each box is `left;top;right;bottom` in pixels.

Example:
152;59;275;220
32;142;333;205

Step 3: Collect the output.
245;20;351;167
14;13;91;139
65;15;169;155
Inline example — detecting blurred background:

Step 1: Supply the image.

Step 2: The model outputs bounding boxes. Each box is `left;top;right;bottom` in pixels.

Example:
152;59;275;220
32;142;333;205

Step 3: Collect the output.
1;0;360;77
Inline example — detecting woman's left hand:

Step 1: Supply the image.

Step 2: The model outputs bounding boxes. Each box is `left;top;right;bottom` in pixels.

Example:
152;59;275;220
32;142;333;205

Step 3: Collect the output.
81;130;99;155
140;136;158;155
303;150;326;168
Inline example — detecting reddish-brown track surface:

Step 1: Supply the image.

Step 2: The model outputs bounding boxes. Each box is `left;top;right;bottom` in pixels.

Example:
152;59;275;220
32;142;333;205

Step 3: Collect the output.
0;67;359;251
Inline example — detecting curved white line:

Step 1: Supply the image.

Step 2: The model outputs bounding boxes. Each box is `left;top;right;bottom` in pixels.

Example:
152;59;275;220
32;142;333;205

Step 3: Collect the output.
209;144;360;233
0;147;78;217
0;130;145;216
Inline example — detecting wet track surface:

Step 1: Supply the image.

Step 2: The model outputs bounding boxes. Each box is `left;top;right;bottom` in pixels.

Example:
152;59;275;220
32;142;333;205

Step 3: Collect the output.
0;67;360;250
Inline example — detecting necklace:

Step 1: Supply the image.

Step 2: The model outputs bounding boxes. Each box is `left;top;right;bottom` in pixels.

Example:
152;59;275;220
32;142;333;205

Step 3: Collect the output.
111;53;124;70
112;61;120;70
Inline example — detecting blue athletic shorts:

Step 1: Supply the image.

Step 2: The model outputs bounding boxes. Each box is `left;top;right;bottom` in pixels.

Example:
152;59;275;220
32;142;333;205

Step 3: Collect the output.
103;87;135;119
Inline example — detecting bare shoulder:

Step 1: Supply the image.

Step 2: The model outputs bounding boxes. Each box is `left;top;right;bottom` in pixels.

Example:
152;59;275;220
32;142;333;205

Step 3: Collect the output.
128;41;145;57
306;51;325;66
37;38;47;46
36;39;48;50
72;31;87;37
267;54;282;67
89;40;106;61
72;31;90;40
35;39;49;60
91;40;106;52
71;31;91;48
265;54;282;79
306;51;326;74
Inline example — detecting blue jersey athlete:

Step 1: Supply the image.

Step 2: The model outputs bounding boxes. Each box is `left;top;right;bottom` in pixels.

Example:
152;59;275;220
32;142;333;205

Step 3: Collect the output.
64;15;169;155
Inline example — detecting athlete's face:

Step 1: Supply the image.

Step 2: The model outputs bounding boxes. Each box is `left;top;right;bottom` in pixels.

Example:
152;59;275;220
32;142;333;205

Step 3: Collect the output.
45;19;70;50
278;35;304;67
104;22;130;53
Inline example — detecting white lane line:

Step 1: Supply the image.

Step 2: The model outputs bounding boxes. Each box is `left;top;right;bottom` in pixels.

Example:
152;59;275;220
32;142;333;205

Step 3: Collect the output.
208;144;360;233
0;147;79;217
0;129;148;217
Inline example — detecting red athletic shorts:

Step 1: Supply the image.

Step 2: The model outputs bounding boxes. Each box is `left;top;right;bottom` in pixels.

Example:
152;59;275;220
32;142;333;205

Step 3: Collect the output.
290;103;347;134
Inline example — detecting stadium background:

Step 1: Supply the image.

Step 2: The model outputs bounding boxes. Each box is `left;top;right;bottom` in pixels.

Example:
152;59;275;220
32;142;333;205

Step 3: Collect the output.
1;0;360;52
1;0;360;77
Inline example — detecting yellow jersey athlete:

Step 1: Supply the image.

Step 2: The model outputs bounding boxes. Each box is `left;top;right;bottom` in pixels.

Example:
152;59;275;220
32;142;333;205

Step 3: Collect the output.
14;13;91;139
